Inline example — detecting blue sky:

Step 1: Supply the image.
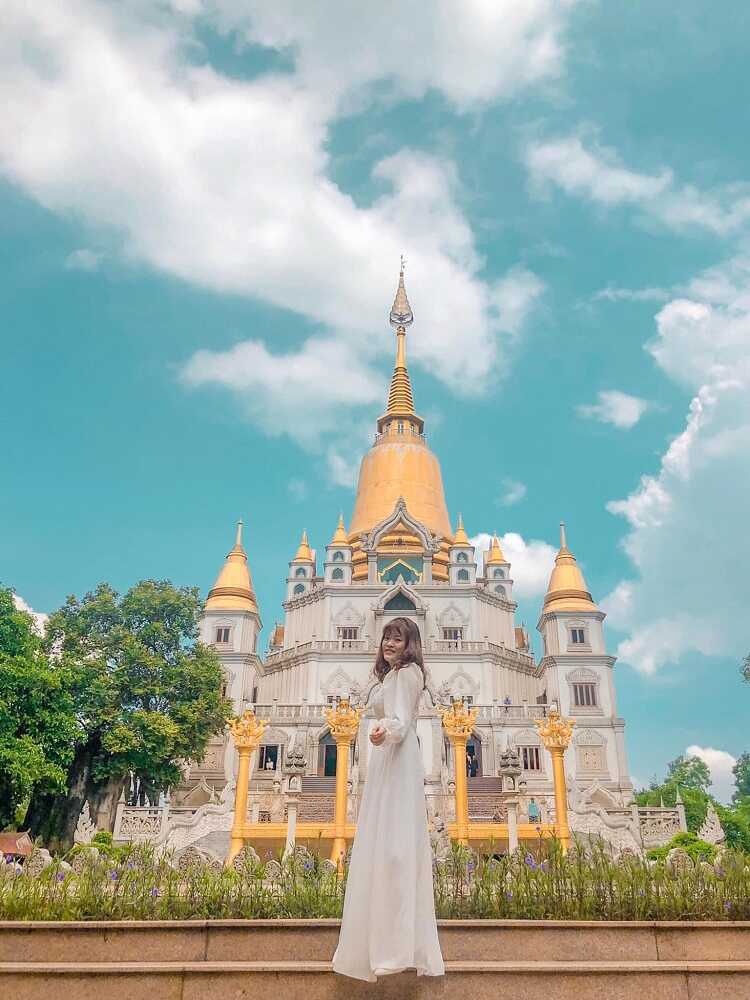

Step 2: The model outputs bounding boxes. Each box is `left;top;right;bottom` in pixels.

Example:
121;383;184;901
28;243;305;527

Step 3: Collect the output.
2;1;749;801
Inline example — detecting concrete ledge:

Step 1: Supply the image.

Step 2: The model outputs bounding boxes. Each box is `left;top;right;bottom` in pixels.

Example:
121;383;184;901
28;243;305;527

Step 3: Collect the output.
2;919;749;964
1;961;749;1000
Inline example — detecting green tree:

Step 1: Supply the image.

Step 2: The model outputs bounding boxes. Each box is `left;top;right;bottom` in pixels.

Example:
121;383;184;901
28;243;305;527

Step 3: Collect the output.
0;588;78;829
666;754;712;791
732;752;750;804
26;580;231;852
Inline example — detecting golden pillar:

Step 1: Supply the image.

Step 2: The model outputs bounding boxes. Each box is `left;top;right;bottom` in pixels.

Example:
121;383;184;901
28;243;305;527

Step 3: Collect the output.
535;711;575;852
324;696;362;870
226;709;269;866
438;698;478;846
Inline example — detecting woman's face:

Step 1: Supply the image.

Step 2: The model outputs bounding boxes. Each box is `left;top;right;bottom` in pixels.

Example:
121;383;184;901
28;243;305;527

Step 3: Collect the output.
382;627;407;666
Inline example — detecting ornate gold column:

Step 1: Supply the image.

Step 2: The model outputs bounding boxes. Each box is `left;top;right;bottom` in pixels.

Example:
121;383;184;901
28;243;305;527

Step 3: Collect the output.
226;709;268;866
324;697;362;869
535;711;575;852
438;698;477;846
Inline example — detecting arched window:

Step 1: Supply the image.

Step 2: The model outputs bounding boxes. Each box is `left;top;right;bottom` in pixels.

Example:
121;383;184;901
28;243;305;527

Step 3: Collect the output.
331;567;344;581
293;583;305;595
495;585;507;598
332;550;344;562
493;568;505;579
384;593;416;612
456;552;468;564
295;566;307;577
457;568;470;582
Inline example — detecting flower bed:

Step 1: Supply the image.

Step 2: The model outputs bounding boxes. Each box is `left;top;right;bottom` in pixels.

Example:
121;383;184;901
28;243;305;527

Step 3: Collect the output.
1;839;748;922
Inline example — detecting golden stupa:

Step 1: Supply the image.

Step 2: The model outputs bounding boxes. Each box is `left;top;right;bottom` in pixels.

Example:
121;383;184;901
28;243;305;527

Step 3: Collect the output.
542;523;599;613
348;264;452;580
205;521;259;613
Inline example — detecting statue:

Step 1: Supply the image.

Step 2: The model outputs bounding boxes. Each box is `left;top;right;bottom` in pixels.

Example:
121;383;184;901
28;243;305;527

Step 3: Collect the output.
73;801;97;845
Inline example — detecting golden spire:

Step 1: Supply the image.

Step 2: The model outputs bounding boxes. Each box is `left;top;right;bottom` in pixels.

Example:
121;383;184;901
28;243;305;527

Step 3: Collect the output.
205;520;258;613
485;532;506;565
383;260;417;421
293;529;314;562
543;521;598;612
453;513;470;546
330;513;349;545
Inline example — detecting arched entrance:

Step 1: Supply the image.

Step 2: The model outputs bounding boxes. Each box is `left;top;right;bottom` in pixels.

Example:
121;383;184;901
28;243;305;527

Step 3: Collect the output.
466;732;483;778
317;731;356;776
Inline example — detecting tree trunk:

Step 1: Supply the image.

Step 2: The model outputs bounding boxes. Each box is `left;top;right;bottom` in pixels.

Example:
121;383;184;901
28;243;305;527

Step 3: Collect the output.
26;740;125;854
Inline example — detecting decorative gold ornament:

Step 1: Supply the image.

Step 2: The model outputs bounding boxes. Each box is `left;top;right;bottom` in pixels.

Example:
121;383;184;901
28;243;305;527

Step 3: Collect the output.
229;709;269;750
535;710;575;750
324;697;362;742
438;698;478;741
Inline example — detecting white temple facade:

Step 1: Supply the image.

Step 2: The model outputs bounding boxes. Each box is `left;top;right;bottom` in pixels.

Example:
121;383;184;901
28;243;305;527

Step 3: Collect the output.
154;267;648;858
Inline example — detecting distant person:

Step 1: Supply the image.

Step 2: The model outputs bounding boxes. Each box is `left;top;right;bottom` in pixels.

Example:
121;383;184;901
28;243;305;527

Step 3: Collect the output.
528;797;540;824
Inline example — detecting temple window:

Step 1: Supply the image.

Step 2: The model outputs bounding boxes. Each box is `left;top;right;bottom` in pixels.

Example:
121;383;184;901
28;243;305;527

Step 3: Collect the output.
397;420;404;433
456;552;468;563
572;682;597;708
258;745;279;771
495;585;507;598
493;568;505;578
295;566;307;577
442;627;463;648
457;568;470;582
570;627;586;644
293;583;305;595
214;626;231;644
332;550;345;562
337;626;359;647
331;567;344;581
520;746;542;771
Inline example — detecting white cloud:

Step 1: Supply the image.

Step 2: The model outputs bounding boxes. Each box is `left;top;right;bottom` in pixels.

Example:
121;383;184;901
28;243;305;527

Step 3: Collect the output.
593;286;670;303
525;134;750;235
0;0;557;459
497;478;527;506
578;390;651;429
686;744;737;804
65;248;102;271
470;531;556;599
12;593;48;634
604;255;750;674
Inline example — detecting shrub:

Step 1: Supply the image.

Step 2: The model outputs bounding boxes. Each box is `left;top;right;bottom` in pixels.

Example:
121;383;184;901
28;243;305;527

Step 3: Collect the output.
647;832;717;864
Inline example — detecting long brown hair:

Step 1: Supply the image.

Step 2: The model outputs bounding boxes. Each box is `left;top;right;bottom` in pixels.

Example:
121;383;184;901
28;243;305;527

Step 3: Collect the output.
374;617;426;687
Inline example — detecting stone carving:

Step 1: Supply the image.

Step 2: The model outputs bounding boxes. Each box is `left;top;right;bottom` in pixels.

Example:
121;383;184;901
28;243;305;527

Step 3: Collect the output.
70;846;99;874
666;847;693;875
25;848;54;876
429;815;452;861
231;844;261;872
698;803;725;846
74;801;97;845
638;808;682;849
119;808;163;839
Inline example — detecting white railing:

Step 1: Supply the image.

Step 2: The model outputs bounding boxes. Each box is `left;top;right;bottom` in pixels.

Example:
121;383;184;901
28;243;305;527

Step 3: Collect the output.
264;638;536;669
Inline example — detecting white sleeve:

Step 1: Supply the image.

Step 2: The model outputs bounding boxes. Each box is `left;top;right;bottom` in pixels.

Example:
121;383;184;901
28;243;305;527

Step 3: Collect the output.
380;664;422;745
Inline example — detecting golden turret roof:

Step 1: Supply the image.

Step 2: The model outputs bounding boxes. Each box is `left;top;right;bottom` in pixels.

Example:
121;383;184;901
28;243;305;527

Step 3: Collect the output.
349;264;451;543
205;521;258;614
452;513;470;546
293;529;314;563
330;513;349;546
543;522;598;613
485;532;507;565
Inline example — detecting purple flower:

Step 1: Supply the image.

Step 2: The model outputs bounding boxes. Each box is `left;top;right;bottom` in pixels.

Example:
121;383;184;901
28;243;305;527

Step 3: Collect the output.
150;887;160;898
56;872;65;882
303;860;314;871
505;891;513;900
540;860;548;871
524;853;536;869
109;870;118;880
724;901;732;912
467;862;475;873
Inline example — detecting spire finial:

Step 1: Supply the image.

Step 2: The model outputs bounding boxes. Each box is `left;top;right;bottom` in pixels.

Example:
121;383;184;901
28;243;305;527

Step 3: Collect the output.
389;258;413;329
294;528;314;562
235;519;243;548
560;521;567;550
453;512;470;546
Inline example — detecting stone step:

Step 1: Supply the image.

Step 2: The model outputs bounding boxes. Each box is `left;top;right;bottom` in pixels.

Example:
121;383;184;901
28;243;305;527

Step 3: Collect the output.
2;919;748;964
0;959;748;1000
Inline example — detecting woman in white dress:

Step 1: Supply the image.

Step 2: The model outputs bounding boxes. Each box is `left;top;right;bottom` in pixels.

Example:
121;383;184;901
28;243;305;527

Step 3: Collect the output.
331;617;445;982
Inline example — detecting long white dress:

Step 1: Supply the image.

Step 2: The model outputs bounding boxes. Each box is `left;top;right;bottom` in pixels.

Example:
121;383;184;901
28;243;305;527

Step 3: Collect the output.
331;661;445;982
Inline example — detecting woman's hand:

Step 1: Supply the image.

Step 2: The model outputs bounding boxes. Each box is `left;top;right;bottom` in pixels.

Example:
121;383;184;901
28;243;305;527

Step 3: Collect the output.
370;725;386;746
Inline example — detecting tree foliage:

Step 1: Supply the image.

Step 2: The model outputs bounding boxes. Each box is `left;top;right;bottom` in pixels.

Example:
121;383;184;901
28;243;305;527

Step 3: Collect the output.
0;588;78;829
666;754;711;791
26;579;231;850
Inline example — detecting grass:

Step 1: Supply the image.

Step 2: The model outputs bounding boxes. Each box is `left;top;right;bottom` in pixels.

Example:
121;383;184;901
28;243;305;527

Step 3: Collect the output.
1;837;748;922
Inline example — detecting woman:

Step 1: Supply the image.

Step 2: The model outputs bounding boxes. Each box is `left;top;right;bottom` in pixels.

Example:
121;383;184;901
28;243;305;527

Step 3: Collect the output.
331;617;445;981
